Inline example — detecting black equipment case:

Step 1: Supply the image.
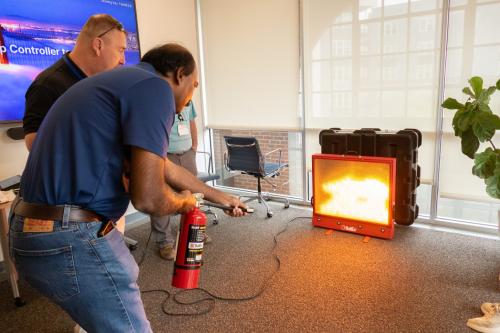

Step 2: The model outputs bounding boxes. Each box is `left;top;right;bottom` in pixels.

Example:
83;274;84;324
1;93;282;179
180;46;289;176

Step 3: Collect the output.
318;128;422;226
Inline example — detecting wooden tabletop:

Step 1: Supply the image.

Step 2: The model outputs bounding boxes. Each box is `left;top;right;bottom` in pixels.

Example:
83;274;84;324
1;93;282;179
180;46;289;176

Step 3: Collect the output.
0;201;13;210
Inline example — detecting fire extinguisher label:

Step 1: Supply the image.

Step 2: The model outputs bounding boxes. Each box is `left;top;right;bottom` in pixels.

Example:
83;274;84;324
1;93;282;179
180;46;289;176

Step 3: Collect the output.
188;242;204;250
184;224;205;265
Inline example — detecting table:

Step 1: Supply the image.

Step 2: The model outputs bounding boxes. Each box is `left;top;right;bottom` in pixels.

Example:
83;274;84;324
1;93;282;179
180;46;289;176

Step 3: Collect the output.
0;201;25;306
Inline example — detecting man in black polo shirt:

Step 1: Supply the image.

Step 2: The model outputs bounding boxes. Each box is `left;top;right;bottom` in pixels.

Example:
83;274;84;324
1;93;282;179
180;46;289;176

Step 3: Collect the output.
23;13;126;151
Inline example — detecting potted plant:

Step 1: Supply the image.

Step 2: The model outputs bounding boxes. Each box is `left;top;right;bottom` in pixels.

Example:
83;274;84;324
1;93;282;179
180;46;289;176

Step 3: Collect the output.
441;76;500;199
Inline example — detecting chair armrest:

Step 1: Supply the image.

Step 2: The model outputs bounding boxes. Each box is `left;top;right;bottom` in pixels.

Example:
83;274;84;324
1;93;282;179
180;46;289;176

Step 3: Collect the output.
264;148;281;156
264;148;283;166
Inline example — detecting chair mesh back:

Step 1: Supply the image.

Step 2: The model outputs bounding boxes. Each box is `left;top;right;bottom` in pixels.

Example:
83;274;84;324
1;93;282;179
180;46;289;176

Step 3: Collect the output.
224;136;263;175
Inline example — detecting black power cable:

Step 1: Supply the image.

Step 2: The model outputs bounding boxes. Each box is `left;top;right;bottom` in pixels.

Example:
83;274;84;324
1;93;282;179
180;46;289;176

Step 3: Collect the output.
136;227;153;267
138;215;312;316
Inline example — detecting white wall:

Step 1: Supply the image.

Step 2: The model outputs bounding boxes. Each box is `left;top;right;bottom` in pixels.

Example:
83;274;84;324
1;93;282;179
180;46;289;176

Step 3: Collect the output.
135;0;205;152
135;0;198;56
0;0;201;182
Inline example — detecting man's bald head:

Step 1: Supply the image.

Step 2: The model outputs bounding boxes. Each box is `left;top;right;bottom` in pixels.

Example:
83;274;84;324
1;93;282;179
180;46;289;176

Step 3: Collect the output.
78;14;125;41
71;14;127;76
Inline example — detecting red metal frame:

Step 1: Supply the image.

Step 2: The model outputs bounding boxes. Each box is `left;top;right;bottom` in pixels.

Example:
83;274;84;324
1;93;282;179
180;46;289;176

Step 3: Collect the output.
312;154;397;240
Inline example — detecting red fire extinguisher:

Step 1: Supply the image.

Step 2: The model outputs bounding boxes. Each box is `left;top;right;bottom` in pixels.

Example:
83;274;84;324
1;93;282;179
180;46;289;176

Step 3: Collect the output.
172;195;207;289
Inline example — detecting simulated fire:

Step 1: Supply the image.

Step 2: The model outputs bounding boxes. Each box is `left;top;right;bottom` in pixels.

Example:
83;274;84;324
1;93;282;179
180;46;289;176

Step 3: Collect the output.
312;154;396;239
319;177;389;225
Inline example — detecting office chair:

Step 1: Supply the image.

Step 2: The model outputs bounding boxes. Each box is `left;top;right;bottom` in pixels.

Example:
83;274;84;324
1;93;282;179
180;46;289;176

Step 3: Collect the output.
196;151;220;224
223;136;289;218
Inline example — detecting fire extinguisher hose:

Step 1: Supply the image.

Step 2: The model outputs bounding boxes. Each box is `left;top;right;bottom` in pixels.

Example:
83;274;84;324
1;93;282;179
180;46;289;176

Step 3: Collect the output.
201;201;255;213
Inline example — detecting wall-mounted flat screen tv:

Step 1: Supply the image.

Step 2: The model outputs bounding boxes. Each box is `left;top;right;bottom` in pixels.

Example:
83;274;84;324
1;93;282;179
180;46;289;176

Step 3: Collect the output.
0;0;140;123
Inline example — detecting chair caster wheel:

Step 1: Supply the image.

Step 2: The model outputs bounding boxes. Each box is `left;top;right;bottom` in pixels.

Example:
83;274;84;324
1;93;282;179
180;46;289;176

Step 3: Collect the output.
267;212;273;218
128;244;137;251
15;297;26;307
284;203;290;209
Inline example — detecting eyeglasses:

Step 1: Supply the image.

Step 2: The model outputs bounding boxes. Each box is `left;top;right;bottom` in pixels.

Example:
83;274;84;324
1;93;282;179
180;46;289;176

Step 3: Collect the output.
177;114;185;122
97;22;125;38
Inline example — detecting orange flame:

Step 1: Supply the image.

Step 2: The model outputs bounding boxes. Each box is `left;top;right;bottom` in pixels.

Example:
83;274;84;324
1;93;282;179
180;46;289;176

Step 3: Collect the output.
318;176;390;225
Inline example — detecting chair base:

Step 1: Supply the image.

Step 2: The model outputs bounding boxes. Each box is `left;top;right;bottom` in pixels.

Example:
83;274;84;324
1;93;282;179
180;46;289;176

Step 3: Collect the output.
243;193;290;218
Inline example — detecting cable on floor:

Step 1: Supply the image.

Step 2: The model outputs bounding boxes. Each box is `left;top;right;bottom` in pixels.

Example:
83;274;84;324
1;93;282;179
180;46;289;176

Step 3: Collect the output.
137;215;312;316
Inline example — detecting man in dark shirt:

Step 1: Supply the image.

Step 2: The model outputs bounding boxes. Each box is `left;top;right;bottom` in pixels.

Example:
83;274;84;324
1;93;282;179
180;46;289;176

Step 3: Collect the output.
11;43;246;332
22;13;126;151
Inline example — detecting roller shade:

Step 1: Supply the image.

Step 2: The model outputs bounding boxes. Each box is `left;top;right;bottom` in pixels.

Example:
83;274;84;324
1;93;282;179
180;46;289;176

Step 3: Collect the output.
302;0;443;183
199;0;300;130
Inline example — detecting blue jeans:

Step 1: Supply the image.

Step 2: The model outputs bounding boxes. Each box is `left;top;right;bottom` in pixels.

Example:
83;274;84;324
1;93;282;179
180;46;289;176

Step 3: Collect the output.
9;214;152;333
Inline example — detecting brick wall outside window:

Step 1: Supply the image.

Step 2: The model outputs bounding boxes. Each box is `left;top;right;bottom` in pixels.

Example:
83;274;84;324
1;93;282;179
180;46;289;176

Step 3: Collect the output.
212;129;290;195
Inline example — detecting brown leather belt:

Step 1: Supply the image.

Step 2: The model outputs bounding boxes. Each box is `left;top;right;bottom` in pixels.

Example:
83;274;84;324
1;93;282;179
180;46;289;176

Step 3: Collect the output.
14;200;102;222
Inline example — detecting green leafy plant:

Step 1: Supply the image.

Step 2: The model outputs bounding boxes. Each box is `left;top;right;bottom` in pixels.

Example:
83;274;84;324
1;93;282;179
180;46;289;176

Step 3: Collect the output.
441;77;500;199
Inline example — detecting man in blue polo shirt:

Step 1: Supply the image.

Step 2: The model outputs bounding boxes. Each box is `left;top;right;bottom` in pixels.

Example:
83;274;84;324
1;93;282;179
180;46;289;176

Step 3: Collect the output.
10;43;246;332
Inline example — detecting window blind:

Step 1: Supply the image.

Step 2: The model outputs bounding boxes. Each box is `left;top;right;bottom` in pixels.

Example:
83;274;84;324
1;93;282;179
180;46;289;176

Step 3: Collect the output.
302;0;443;183
199;0;300;130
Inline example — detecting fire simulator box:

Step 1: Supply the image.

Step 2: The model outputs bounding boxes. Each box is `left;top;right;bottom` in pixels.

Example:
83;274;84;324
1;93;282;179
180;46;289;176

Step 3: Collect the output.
312;154;397;239
318;128;422;226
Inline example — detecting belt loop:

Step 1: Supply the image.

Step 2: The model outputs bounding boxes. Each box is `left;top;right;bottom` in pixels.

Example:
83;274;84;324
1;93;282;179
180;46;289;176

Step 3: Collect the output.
62;205;71;228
